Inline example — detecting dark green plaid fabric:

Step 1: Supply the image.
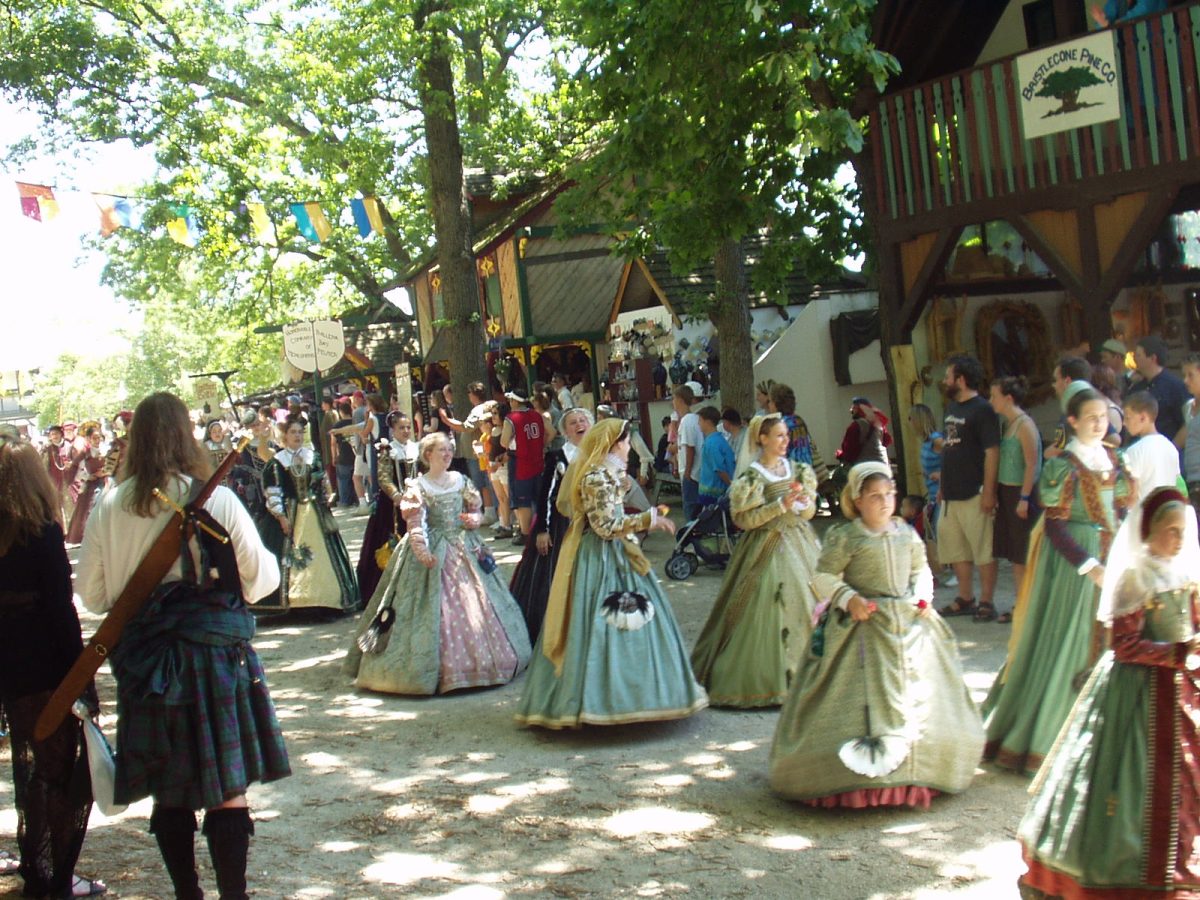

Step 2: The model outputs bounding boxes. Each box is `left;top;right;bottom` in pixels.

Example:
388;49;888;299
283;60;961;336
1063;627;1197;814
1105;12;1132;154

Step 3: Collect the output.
110;582;290;810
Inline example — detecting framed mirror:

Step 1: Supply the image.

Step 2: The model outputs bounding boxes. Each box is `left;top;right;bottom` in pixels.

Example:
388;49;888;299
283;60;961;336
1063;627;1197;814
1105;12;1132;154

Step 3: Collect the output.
975;299;1054;405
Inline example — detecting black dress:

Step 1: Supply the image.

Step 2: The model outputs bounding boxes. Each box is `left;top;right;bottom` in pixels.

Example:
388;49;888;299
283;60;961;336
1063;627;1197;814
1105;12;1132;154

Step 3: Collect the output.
508;446;572;642
355;441;416;607
0;522;93;899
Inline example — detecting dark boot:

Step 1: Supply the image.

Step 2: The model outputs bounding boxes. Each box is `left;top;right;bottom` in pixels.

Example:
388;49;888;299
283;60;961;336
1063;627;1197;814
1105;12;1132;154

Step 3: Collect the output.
202;808;253;900
150;806;203;900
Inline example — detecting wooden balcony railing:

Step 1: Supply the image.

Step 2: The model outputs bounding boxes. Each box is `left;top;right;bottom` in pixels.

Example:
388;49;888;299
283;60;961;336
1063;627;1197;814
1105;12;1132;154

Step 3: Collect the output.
871;3;1200;227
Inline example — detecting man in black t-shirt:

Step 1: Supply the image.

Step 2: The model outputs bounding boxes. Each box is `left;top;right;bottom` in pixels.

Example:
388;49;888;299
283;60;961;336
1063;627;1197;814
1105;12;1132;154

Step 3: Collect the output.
937;354;1001;620
330;398;357;507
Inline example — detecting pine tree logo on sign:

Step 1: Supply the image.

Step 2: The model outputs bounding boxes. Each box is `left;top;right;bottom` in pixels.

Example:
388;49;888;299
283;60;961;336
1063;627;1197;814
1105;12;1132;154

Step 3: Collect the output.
1016;30;1121;140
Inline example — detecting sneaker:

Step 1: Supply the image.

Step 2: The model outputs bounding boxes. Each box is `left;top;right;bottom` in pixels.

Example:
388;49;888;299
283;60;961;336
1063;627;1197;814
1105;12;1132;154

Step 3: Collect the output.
491;525;513;539
482;509;498;526
512;532;526;546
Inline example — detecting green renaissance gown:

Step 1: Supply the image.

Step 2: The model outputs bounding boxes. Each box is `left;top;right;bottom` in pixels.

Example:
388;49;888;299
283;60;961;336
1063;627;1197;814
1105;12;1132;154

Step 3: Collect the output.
690;460;821;707
515;461;708;729
769;517;983;808
983;447;1132;774
345;472;531;695
1019;559;1200;898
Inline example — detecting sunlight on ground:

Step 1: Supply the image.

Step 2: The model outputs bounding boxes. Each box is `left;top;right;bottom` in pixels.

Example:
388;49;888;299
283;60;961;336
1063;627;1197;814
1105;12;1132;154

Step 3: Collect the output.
652;773;695;787
279;649;347;672
292;887;338;898
682;752;723;766
762;834;815;851
319;840;362;852
602;807;714;837
466;775;571;814
362;852;464;885
428;887;505;900
721;740;758;752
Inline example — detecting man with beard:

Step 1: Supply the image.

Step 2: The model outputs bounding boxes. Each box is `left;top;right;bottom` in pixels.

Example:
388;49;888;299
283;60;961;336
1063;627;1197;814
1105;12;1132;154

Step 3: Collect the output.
937;354;1001;618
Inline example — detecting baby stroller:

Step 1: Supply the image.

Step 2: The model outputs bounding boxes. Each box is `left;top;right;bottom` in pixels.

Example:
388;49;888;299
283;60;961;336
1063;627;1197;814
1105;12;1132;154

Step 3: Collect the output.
664;494;740;580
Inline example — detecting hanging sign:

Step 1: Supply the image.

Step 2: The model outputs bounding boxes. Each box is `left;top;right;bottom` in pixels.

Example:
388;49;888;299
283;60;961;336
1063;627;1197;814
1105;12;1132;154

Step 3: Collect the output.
282;320;345;373
1015;30;1121;140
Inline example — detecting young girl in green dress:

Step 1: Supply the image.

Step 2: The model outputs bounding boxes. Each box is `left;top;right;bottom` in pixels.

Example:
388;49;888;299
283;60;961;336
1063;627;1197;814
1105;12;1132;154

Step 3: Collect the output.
769;461;982;808
1019;487;1200;898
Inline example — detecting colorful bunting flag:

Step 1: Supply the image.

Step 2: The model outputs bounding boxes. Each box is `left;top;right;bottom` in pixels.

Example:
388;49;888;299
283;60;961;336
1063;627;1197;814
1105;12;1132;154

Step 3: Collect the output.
244;201;276;245
15;182;60;222
166;203;201;247
93;194;141;237
290;201;332;242
349;196;385;238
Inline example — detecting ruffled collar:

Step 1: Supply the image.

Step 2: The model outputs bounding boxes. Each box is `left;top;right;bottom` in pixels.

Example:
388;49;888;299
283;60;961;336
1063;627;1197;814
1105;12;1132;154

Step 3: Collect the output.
603;452;627;474
751;458;790;482
419;470;462;494
275;446;313;467
1065;439;1112;472
563;441;580;464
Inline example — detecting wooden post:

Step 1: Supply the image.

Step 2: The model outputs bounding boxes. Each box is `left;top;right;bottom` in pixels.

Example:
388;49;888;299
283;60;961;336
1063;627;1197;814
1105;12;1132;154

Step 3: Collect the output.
890;345;925;498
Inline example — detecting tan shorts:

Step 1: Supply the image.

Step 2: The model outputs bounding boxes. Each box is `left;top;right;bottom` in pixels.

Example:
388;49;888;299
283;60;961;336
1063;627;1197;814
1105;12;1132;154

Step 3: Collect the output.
938;496;994;566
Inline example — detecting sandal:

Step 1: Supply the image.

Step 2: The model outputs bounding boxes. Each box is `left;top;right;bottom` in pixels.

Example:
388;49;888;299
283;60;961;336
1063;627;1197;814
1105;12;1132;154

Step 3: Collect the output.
73;875;107;897
973;602;998;622
938;596;976;617
997;611;1013;624
0;851;17;876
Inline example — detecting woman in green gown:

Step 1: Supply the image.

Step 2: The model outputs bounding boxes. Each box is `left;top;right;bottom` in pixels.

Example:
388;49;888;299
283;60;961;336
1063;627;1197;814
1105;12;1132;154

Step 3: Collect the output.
983;388;1133;774
1019;488;1200;898
691;415;821;707
515;417;708;729
769;462;983;808
345;432;531;695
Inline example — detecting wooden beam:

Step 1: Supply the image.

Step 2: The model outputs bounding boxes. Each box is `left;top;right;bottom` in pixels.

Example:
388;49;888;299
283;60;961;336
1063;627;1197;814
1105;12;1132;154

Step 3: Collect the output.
1009;213;1087;298
634;257;682;327
1094;188;1179;305
874;156;1200;246
609;261;633;326
897;227;962;335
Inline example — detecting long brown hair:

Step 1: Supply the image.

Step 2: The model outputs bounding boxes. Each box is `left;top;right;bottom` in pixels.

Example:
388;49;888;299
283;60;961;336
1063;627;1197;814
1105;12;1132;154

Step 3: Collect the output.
122;392;212;517
0;440;62;555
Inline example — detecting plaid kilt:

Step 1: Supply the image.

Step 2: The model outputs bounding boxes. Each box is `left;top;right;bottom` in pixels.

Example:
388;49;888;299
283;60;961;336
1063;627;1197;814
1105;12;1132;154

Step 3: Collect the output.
111;585;291;810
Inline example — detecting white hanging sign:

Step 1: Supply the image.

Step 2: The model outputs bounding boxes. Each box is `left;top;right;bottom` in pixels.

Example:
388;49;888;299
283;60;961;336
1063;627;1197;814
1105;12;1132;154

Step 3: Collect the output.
283;319;345;372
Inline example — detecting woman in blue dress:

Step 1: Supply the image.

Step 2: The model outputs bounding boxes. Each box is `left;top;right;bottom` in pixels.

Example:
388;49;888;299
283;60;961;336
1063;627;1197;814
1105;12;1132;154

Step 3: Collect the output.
515;417;708;728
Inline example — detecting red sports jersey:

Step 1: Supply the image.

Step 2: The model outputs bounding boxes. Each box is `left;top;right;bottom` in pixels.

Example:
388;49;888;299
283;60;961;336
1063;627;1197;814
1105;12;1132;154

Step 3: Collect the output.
508;408;545;480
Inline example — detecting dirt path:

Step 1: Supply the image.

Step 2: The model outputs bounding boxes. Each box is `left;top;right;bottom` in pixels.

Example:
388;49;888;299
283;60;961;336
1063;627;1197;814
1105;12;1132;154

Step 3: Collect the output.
2;508;1031;899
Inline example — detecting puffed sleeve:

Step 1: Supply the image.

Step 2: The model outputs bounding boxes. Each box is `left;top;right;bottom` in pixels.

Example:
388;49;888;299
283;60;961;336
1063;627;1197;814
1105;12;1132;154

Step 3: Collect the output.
729;470;778;530
377;447;399;501
582;468;653;539
207;486;280;603
262;459;285;517
400;480;434;565
1037;457;1073;510
461;475;483;528
813;523;857;610
792;462;818;522
1112;605;1190;668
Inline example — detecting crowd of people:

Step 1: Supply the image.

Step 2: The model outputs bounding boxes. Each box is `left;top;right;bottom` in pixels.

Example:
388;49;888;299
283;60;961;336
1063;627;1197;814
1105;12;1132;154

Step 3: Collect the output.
3;334;1200;897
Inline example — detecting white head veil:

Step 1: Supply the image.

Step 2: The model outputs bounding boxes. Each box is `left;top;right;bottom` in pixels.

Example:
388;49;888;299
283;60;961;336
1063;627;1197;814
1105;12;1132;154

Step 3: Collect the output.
734;414;773;479
1098;487;1200;625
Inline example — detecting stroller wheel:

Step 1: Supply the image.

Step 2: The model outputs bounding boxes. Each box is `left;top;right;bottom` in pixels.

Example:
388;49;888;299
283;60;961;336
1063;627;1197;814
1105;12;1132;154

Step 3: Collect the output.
665;552;698;580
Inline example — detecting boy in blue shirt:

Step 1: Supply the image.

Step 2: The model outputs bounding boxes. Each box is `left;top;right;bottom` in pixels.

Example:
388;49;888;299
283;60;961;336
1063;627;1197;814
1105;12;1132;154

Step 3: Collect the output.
697;406;735;505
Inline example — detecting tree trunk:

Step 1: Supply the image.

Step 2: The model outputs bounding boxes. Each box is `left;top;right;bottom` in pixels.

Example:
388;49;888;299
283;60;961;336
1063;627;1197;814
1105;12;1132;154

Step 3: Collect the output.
711;236;754;416
416;26;487;410
460;29;486;129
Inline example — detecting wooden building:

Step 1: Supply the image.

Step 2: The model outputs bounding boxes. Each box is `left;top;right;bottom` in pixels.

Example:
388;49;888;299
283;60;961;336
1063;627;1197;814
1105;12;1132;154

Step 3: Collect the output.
867;0;1200;489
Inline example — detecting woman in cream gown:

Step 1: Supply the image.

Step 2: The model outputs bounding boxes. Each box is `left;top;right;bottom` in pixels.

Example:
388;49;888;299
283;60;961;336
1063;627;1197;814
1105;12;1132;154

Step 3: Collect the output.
691;415;821;707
